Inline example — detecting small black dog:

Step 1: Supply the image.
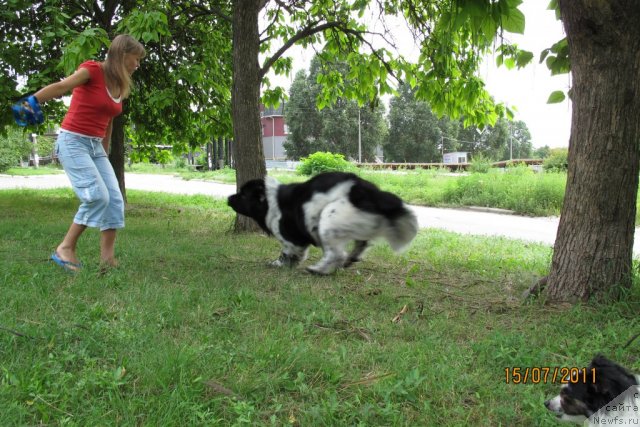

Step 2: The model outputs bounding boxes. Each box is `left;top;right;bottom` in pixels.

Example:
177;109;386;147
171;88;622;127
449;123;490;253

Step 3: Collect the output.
544;355;639;424
228;172;418;274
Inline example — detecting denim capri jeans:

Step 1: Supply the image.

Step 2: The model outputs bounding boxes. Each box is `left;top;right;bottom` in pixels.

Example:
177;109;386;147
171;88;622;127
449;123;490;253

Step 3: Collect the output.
55;130;125;231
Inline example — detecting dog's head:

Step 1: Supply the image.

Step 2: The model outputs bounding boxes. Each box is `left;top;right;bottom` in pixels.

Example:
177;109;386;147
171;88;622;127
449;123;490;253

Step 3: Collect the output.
227;178;270;233
544;355;638;424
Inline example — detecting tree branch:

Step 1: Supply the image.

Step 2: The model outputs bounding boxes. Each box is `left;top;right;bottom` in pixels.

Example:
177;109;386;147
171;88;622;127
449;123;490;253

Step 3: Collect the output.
172;4;232;26
259;21;346;79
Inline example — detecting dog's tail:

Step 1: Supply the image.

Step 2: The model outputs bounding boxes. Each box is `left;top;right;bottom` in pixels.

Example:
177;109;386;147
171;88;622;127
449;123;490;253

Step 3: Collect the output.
349;184;419;252
385;206;418;252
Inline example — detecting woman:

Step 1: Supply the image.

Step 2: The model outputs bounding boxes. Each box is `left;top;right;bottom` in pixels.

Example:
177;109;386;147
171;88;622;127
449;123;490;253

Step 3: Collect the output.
32;34;145;272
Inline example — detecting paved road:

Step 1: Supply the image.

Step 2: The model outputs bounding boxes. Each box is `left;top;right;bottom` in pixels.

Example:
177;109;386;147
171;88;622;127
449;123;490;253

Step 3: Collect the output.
2;172;636;254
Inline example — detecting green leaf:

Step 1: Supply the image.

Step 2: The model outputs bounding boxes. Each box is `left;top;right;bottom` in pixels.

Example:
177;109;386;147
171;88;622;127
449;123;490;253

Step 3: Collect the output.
547;90;566;104
501;8;525;34
539;48;550;63
504;57;516;70
516;50;533;68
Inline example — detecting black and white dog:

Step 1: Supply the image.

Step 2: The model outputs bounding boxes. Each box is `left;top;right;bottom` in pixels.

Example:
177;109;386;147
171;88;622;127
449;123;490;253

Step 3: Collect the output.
227;172;418;275
545;355;639;424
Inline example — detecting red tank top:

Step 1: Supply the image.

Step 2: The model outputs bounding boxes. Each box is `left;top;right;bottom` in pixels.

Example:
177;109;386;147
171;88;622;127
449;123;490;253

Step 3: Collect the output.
61;61;122;138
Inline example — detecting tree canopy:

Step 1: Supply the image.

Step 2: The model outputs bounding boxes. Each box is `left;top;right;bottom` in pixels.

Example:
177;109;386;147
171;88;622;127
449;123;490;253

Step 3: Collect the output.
284;58;387;161
1;1;233;149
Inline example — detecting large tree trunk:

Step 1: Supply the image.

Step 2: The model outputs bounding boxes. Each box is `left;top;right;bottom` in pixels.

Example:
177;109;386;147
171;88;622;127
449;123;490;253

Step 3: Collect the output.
231;1;267;232
109;112;127;203
545;1;640;302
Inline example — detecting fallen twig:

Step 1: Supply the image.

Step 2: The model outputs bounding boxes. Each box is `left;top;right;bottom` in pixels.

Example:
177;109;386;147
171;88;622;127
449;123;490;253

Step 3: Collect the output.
340;372;395;390
203;379;240;399
391;304;408;323
0;325;37;340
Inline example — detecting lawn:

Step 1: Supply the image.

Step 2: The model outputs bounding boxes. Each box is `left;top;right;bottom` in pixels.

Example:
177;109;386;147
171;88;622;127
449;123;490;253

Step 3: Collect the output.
1;189;638;426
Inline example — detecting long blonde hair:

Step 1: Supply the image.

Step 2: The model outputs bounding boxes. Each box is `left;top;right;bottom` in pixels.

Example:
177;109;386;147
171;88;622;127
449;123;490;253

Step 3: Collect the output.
102;34;145;99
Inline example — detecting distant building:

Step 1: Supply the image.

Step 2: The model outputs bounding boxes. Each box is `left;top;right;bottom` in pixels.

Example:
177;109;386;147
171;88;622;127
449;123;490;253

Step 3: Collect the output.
261;104;288;160
443;151;468;164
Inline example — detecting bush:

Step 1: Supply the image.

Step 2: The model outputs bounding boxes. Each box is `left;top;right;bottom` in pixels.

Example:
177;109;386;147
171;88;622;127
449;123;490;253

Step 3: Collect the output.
469;153;493;173
0;127;34;172
174;156;188;169
196;152;208;168
543;148;568;172
297;151;356;176
156;150;174;167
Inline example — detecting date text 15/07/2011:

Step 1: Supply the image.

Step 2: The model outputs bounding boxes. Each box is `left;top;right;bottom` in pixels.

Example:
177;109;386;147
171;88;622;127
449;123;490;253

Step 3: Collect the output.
504;367;596;385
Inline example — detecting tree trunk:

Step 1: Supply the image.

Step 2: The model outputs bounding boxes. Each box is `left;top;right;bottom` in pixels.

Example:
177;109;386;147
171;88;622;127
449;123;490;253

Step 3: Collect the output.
545;1;640;302
217;136;224;169
109;112;127;203
232;1;267;233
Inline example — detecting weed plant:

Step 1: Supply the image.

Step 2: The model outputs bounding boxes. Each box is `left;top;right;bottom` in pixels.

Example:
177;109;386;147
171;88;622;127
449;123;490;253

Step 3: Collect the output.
441;166;567;216
1;189;639;426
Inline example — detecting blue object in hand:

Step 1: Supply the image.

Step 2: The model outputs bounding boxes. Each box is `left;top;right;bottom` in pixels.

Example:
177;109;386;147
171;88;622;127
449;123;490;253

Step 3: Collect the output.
12;95;44;126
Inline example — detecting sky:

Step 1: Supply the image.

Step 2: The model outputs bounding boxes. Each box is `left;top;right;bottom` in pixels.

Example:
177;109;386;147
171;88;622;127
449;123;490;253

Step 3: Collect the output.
480;0;571;149
265;0;571;149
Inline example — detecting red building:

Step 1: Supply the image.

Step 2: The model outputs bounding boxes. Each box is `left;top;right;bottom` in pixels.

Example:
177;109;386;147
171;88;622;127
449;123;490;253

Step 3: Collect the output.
261;103;288;160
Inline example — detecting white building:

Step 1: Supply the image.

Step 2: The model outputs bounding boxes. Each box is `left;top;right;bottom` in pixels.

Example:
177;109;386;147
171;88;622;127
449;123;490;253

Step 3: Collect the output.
443;152;468;164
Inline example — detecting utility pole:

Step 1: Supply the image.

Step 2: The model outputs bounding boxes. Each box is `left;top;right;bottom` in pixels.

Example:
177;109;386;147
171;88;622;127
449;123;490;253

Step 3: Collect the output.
509;121;513;160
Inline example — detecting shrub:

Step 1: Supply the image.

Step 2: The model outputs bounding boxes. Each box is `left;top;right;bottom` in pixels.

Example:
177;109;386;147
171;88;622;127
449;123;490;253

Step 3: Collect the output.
469;153;493;173
505;162;532;176
297;151;356;176
0;127;34;172
156;150;174;167
174;156;188;169
196;152;209;168
543;148;568;172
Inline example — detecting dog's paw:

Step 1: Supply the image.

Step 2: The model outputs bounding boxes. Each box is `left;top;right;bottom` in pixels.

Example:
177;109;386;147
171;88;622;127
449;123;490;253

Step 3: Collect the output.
269;259;285;267
342;256;362;269
306;261;341;275
305;265;331;275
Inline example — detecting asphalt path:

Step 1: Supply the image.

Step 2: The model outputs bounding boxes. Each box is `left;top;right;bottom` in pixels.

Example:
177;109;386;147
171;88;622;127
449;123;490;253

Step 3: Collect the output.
2;172;635;255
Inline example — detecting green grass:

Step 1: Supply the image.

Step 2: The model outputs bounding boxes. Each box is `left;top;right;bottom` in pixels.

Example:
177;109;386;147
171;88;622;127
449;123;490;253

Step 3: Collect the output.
4;165;64;176
1;189;639;426
439;167;567;217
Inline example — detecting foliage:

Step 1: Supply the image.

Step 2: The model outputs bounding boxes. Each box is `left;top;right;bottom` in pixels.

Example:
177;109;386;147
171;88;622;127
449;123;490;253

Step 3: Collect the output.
384;83;451;163
173;156;187;169
384;85;533;163
1;1;233;153
533;145;553;159
155;150;173;167
0;127;33;171
297;151;356;176
1;190;639;425
129;150;150;164
259;0;535;127
458;118;533;161
442;168;567;216
125;5;233;154
469;153;493;173
284;59;387;161
542;148;568;172
540;36;570;103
